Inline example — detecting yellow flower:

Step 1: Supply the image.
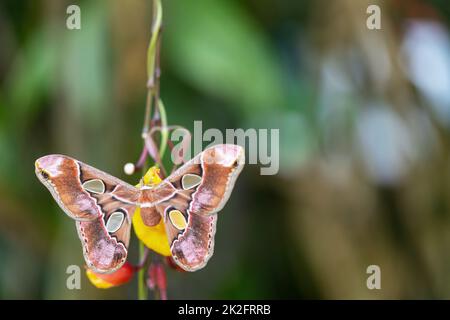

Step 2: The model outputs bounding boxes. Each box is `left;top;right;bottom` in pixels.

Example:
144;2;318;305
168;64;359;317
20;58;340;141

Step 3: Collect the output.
132;166;171;257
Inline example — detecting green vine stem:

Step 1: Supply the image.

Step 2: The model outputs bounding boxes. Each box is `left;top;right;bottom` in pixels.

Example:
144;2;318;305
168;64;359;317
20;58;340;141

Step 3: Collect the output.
137;0;163;301
137;242;149;300
146;0;162;89
142;0;163;136
158;99;168;161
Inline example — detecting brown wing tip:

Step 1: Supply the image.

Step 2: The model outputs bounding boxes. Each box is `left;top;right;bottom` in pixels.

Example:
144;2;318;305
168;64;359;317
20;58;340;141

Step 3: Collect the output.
203;144;245;167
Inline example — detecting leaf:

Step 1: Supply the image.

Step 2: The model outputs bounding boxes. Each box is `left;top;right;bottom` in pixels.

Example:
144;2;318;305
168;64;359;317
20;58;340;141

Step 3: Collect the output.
60;2;110;125
5;27;57;124
164;0;285;118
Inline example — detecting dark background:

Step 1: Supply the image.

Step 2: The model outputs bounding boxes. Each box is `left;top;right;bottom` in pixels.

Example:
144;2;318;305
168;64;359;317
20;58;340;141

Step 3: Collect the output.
1;0;450;299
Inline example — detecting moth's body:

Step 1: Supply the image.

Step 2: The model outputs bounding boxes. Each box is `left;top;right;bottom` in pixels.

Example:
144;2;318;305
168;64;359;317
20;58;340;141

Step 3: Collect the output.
35;144;244;273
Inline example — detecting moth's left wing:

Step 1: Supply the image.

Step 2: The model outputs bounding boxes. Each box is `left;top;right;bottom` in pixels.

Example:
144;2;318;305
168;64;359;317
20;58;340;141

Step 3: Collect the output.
35;155;139;273
150;144;244;271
